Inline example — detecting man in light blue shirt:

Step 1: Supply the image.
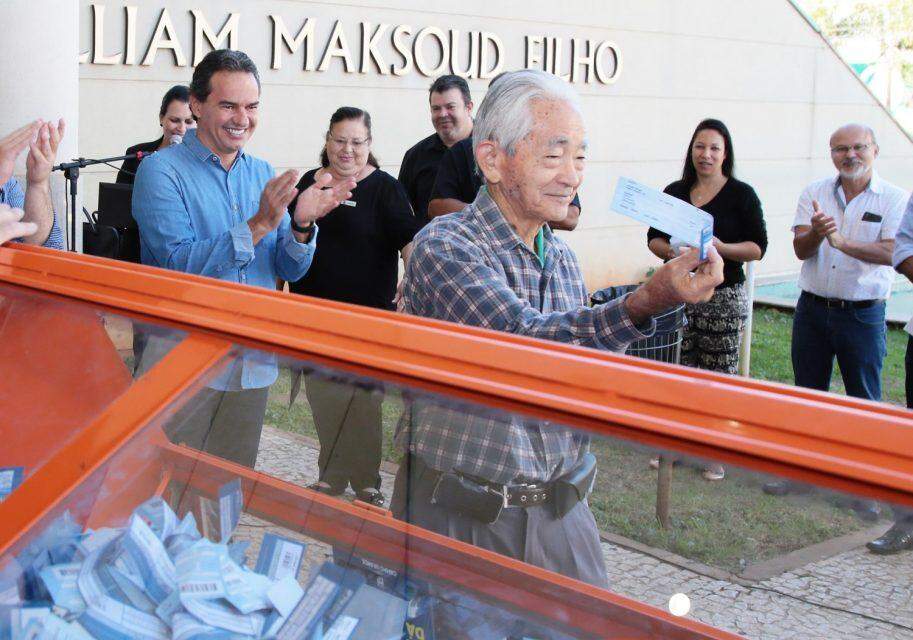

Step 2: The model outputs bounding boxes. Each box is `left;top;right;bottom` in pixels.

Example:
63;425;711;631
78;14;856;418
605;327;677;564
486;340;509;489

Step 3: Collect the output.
869;193;913;555
133;49;353;467
0;119;66;250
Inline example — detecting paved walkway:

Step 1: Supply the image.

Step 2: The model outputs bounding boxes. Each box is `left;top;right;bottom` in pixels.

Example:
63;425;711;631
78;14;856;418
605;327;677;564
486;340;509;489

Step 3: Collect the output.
241;426;913;640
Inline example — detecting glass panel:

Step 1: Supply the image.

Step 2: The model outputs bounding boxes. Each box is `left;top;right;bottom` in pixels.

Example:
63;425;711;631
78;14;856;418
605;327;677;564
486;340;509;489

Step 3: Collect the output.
0;282;186;503
1;343;910;639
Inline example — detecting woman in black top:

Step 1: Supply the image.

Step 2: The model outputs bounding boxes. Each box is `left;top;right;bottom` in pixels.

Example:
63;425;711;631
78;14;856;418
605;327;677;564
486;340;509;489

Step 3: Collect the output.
288;106;420;505
115;85;195;184
647;119;767;480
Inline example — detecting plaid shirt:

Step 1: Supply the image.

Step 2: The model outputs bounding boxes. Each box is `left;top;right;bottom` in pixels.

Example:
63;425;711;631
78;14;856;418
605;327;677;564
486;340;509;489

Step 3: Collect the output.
401;187;653;484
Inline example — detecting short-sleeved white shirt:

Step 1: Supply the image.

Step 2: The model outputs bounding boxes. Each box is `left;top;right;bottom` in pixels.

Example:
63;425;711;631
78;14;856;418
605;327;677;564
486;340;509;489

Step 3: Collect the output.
792;172;909;301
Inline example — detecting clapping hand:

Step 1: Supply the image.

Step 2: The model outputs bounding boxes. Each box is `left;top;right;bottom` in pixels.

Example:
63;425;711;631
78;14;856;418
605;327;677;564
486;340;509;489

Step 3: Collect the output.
0;121;40;187
0;204;37;245
809;199;844;248
809;200;836;235
292;171;356;227
249;170;301;241
26;119;65;187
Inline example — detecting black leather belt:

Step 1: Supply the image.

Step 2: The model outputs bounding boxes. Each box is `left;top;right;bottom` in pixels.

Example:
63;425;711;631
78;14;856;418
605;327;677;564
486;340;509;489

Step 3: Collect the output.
802;291;881;309
443;472;552;508
470;476;553;508
417;453;597;523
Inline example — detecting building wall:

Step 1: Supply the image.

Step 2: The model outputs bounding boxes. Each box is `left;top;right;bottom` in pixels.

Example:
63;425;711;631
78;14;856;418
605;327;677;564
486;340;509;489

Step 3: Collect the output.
78;0;913;290
0;0;79;247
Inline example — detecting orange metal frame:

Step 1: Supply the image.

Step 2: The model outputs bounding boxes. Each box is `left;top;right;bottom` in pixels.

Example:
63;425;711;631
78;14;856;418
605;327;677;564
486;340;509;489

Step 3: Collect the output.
0;334;230;552
2;244;911;504
1;244;912;639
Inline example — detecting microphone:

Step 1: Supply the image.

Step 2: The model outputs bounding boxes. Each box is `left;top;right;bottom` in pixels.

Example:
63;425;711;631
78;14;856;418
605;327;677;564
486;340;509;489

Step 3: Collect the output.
169;134;183;146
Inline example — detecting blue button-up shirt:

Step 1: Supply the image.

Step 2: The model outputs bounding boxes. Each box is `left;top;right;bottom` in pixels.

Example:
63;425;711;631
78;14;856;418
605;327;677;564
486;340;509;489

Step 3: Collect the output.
133;129;317;389
893;194;913;335
892;194;913;269
0;177;64;249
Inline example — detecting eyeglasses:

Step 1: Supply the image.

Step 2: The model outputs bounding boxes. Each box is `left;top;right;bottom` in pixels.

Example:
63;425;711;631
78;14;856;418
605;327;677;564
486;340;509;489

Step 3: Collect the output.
830;143;871;155
328;137;370;150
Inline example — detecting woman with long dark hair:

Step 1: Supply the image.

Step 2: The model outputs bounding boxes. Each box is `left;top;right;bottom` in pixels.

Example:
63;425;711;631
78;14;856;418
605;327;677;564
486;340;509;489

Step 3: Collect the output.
286;106;420;505
647;118;767;480
116;85;195;184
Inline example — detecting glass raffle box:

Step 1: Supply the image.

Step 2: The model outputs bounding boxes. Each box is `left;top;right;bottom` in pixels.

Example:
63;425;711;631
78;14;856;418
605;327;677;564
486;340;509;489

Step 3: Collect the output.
1;244;911;640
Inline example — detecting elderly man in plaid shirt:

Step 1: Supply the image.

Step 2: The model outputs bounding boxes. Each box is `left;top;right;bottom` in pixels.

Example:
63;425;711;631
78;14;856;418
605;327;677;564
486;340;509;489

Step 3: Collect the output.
393;70;723;592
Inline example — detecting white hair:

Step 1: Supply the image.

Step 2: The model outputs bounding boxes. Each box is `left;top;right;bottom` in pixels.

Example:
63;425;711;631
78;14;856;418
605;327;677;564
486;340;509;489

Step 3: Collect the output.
472;69;583;161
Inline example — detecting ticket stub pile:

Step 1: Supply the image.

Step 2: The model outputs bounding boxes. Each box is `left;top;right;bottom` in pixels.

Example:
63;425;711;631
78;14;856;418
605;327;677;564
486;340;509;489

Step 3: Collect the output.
0;483;430;640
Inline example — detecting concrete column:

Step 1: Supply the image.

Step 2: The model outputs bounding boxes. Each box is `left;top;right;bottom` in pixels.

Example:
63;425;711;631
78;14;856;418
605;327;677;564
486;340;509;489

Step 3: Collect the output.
0;0;80;250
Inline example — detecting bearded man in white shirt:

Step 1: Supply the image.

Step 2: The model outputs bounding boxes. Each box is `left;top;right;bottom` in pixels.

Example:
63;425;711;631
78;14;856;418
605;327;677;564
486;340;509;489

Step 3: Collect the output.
764;124;909;509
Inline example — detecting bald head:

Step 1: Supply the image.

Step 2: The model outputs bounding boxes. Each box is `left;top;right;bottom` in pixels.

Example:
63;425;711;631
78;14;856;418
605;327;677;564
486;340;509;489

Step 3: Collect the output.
829;123;878;181
830;123;877;148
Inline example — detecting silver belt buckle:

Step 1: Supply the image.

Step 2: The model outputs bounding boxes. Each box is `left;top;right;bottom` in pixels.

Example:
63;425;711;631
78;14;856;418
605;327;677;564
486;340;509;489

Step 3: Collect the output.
489;485;509;509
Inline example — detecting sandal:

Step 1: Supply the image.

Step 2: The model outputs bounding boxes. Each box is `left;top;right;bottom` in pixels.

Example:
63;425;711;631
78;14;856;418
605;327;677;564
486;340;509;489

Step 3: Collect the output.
702;466;725;481
649;457;681;470
308;480;345;496
354;487;386;507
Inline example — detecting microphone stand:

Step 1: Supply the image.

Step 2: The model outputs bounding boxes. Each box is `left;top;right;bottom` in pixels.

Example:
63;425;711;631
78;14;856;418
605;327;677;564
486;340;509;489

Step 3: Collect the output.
53;153;142;252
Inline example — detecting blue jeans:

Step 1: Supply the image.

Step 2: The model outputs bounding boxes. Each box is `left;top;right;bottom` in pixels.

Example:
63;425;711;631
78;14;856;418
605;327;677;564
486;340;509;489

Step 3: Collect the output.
791;292;886;401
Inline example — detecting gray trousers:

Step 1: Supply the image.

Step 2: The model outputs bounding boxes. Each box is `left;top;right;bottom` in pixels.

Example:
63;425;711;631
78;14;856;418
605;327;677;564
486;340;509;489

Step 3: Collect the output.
165;385;269;469
305;375;382;492
138;335;269;469
391;454;607;587
391;455;607;639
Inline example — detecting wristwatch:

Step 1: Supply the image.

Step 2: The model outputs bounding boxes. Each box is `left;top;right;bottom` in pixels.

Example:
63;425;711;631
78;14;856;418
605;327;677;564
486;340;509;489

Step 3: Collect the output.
291;219;314;235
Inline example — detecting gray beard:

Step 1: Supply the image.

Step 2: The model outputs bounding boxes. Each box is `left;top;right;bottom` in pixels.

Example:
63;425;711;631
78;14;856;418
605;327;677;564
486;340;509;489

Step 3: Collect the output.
839;164;867;180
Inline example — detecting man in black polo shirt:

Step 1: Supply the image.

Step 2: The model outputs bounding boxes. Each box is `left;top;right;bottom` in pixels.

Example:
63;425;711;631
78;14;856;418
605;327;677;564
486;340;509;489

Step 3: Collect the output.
398;75;474;224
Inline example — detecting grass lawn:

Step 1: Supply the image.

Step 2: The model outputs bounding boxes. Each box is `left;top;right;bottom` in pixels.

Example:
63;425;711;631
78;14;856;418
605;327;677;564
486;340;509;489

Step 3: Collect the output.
264;306;908;573
750;306;907;405
588;439;866;572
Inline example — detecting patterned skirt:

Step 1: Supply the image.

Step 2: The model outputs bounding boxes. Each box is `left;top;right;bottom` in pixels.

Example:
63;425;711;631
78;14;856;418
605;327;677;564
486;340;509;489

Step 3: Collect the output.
681;283;748;375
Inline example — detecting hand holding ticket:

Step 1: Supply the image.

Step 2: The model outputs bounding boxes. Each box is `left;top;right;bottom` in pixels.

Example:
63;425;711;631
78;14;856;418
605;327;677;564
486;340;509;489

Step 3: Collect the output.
611;177;714;259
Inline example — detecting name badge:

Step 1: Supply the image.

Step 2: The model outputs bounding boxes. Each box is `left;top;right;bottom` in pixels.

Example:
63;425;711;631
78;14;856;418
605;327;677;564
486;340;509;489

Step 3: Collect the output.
861;211;883;223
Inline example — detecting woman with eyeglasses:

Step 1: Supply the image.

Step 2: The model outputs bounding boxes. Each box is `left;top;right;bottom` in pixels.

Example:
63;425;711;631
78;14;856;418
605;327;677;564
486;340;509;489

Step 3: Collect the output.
286;106;420;505
646;118;768;481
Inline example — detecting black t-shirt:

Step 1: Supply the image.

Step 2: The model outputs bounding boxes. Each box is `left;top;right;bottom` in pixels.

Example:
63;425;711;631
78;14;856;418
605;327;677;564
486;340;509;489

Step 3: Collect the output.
288;169;421;310
398;132;447;224
647;177;767;287
430;135;582;212
430;136;480;204
116;138;162;185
